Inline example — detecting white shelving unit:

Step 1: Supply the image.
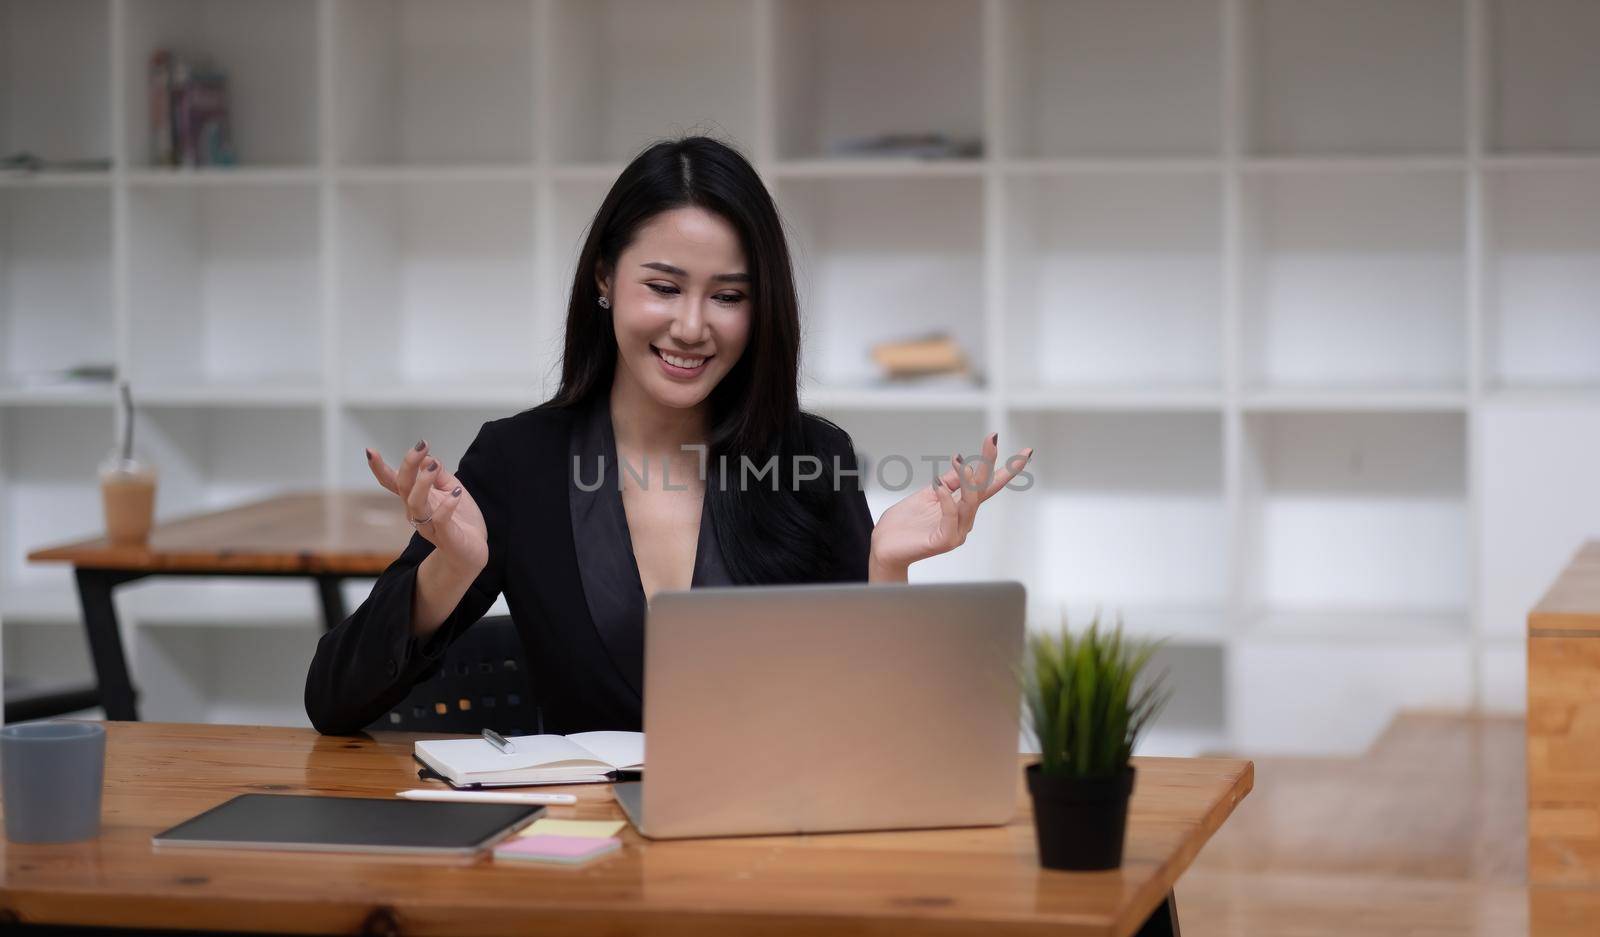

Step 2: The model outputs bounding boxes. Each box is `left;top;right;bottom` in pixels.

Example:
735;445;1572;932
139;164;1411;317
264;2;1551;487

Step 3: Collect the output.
2;0;1598;753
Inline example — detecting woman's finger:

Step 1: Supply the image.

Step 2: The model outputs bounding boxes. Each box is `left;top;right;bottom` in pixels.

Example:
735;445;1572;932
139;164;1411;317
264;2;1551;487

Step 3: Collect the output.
933;477;962;547
365;448;398;495
986;447;1035;498
967;432;998;494
936;452;963;492
406;457;440;524
957;466;981;532
430;459;463;494
395;439;429;505
427;483;464;532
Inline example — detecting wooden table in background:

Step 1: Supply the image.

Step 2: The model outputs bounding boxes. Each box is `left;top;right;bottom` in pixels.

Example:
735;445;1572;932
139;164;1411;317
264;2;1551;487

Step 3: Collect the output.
0;723;1253;937
1527;540;1600;886
25;492;412;722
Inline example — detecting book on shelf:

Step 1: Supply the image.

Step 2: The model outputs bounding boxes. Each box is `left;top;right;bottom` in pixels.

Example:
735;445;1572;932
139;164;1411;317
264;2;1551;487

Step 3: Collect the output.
828;131;983;160
150;50;237;168
870;332;972;380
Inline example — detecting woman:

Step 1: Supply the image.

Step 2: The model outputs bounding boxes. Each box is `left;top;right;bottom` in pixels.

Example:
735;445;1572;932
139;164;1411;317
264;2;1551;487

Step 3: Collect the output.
305;136;1032;736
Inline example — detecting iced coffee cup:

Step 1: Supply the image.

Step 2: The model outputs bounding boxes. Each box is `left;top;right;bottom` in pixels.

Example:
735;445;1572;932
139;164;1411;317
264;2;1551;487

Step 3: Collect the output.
100;455;157;546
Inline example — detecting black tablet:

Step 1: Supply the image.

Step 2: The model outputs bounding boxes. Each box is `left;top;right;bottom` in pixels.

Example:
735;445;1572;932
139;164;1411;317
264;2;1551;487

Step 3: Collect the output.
152;793;543;856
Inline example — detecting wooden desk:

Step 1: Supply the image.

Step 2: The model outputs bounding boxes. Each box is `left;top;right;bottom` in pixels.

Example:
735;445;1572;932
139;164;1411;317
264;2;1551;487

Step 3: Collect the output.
1527;540;1600;886
26;492;412;721
0;723;1252;937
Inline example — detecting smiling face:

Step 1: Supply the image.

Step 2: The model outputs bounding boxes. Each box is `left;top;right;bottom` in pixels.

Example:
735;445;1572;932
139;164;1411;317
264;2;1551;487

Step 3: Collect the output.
598;206;753;412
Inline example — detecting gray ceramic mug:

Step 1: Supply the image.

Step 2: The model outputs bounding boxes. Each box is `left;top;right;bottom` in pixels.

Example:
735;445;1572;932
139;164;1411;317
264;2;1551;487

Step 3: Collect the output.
1;721;107;843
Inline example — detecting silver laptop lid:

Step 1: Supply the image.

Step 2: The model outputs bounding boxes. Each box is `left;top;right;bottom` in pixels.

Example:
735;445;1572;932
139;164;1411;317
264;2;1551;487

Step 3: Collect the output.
638;581;1025;839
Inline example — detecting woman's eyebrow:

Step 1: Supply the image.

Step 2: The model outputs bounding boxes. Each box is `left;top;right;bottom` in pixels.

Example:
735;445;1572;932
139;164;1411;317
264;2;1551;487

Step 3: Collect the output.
640;260;750;283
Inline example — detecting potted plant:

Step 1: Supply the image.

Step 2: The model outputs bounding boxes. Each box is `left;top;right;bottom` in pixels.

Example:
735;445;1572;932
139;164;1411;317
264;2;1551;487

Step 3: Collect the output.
1021;615;1171;871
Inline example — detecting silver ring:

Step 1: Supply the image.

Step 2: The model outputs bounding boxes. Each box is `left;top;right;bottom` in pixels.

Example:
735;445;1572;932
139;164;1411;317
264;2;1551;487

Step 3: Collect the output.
408;513;433;529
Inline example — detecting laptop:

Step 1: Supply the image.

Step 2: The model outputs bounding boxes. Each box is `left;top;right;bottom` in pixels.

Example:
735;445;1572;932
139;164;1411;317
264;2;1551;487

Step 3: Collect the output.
614;581;1025;839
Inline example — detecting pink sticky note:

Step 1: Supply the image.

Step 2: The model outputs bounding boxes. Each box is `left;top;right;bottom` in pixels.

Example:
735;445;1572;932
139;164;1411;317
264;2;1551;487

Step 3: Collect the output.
495;834;620;863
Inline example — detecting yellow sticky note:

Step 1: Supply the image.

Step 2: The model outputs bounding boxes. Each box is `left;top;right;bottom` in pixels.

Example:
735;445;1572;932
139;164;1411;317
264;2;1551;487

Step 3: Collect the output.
519;818;626;839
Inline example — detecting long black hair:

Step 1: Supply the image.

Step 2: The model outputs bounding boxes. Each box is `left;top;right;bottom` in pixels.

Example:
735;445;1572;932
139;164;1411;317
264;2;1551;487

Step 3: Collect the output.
540;136;843;585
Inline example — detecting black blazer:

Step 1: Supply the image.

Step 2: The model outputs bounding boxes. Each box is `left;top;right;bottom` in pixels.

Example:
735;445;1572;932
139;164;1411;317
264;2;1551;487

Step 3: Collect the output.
304;405;875;736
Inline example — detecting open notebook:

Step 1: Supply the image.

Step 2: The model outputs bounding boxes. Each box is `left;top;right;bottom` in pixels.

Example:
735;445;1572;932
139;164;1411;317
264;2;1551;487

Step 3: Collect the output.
414;732;644;787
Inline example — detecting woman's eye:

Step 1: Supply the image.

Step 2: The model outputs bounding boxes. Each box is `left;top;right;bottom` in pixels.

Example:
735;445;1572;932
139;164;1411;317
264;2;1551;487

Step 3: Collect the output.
646;282;742;304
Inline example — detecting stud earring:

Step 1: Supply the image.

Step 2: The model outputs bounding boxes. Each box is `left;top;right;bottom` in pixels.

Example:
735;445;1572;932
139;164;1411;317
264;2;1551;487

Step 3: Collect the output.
597;296;611;309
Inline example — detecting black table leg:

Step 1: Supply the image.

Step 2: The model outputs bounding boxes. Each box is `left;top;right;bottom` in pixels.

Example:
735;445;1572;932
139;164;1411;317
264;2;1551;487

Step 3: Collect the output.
315;574;347;631
1134;891;1180;937
74;568;146;722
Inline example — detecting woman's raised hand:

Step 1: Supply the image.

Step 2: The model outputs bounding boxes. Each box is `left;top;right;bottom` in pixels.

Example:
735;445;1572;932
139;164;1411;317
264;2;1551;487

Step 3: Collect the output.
365;440;490;575
867;431;1032;582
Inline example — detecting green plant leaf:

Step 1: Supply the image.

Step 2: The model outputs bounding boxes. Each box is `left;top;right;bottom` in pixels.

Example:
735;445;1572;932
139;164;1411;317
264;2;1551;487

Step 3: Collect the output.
1017;613;1175;779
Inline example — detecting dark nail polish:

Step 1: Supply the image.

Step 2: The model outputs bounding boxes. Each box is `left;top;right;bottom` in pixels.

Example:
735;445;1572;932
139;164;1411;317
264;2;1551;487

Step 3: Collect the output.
363;448;373;461
426;460;438;472
414;439;427;451
452;486;463;497
989;432;998;446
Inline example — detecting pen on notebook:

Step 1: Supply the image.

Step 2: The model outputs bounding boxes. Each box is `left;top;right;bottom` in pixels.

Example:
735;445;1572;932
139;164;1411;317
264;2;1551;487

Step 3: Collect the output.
396;789;577;806
482;728;515;754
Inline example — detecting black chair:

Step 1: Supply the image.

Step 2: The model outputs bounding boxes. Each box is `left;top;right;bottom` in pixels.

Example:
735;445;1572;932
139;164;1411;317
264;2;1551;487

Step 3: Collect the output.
369;615;542;736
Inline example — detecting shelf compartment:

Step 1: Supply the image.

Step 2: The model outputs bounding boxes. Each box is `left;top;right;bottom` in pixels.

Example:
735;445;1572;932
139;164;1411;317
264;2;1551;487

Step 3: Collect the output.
546;0;755;166
1479;401;1600;640
1004;171;1222;390
1051;603;1230;647
799;383;988;413
1240;170;1466;391
773;0;982;161
1242;156;1467;175
126;167;320;187
339;405;507;491
341;380;543;410
1490;0;1600;154
803;407;994;584
1241;607;1468;642
1006;411;1228;622
1;0;111;165
126;182;321;391
336;165;538;184
2;405;114;601
135;381;325;407
1241;411;1468;614
1243;0;1463;156
770;159;984;180
1133;643;1228;757
1485;167;1600;390
1001;0;1219;159
776;175;983;388
1007;385;1223;413
1240;386;1469;413
138;404;324;517
1230;638;1471;754
123;0;318;167
0;186;113;386
337;177;537;390
0;383;115;406
335;0;534;167
545;175;609;356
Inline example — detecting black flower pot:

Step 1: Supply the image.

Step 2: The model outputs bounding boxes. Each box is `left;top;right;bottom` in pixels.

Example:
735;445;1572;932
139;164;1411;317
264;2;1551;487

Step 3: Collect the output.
1025;762;1137;871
